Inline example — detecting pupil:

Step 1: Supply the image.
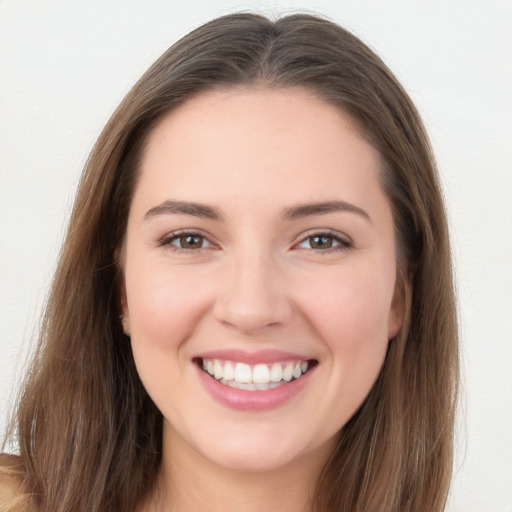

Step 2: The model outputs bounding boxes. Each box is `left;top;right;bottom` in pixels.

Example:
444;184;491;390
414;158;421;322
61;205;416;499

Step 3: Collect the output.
182;235;202;248
311;236;332;249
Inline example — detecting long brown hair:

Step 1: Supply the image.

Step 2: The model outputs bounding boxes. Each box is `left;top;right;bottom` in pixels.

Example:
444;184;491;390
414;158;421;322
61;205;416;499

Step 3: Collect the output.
3;12;458;512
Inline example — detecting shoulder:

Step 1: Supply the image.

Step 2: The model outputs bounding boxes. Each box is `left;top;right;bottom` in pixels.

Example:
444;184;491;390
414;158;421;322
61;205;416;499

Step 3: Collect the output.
0;454;32;512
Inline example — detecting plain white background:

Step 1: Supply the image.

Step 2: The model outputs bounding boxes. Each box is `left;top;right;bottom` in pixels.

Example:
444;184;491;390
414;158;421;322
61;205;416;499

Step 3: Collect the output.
1;1;511;510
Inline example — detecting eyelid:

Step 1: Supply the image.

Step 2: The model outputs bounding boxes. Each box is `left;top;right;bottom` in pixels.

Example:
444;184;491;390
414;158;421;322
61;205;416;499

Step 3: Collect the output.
158;229;220;252
157;228;352;254
292;229;353;251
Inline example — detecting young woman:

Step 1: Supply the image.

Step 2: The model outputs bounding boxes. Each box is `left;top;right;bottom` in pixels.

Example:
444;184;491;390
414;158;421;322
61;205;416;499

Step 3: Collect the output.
0;12;458;512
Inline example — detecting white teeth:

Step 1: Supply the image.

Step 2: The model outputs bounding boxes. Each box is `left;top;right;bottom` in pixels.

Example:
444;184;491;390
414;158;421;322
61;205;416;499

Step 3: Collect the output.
213;360;223;380
252;364;270;384
270;363;283;382
201;358;311;387
223;361;235;381
282;363;294;382
234;362;252;383
229;380;257;390
222;379;283;391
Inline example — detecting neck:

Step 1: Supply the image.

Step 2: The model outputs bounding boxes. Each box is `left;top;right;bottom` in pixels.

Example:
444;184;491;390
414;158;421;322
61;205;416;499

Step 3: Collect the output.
143;424;332;512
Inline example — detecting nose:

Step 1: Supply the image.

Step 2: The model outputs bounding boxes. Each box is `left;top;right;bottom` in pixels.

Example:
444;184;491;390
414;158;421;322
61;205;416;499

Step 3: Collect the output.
213;251;293;334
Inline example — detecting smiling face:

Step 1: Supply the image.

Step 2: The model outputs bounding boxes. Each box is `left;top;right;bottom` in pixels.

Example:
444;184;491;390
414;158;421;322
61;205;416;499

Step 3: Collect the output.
121;87;403;474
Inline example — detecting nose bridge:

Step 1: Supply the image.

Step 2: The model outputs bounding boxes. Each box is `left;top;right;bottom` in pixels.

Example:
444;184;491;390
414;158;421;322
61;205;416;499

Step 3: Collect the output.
213;243;292;332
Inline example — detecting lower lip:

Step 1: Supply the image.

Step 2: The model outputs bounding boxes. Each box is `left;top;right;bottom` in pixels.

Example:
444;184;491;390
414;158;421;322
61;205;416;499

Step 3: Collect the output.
196;364;315;412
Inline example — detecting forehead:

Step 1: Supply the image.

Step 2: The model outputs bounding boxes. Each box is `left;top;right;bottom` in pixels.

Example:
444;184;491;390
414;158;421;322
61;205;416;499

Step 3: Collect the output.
146;86;371;161
133;86;386;219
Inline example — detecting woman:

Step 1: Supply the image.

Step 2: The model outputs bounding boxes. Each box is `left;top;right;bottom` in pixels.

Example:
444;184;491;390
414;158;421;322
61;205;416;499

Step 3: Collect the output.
0;12;458;512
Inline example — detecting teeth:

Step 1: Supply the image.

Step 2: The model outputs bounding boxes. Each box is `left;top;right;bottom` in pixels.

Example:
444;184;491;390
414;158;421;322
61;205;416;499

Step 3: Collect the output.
201;358;311;387
270;363;283;382
253;364;270;384
213;360;223;380
223;361;235;381
282;363;294;381
222;379;284;391
234;362;252;383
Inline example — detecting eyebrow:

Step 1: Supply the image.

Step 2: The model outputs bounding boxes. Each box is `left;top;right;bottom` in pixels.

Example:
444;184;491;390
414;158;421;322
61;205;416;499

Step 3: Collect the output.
144;200;223;220
144;199;371;223
282;200;372;223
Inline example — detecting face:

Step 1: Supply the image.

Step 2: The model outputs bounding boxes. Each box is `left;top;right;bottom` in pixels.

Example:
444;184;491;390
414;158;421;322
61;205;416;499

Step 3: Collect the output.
121;87;403;474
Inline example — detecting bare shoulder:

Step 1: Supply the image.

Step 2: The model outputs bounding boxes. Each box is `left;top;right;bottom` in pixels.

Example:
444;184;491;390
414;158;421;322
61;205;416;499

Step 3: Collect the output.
0;454;32;512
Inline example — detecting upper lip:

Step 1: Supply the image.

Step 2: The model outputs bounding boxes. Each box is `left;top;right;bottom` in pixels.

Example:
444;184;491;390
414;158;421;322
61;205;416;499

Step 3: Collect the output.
195;349;315;365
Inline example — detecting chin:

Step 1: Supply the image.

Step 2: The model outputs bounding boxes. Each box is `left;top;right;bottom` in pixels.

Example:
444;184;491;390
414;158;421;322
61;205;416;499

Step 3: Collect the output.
204;446;304;473
191;426;332;475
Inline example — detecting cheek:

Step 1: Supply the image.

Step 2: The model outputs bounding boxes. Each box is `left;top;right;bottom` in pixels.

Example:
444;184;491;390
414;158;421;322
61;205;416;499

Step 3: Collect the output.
125;263;213;347
297;266;394;428
306;267;392;336
125;265;215;415
297;263;394;375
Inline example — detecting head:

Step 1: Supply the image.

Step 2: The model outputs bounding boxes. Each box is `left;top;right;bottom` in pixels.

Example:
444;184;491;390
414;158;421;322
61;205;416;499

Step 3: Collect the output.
14;12;458;512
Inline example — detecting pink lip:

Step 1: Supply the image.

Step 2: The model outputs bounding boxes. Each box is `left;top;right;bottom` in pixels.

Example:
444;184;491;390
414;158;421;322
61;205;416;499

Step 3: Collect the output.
196;349;312;365
195;361;316;412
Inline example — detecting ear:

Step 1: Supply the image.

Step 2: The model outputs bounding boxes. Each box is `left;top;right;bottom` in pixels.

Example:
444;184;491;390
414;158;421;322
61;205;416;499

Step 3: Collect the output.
387;278;410;340
116;247;131;336
119;278;131;336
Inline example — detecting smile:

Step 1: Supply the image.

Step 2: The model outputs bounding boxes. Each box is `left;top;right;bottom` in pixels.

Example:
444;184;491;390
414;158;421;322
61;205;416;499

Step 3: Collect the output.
199;358;313;391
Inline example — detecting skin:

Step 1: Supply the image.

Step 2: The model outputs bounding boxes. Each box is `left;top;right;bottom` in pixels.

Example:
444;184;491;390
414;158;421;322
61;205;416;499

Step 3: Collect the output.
121;87;404;511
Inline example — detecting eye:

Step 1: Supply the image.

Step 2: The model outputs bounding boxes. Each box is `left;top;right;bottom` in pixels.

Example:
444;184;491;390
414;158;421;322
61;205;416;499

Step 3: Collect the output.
173;234;208;249
295;231;351;252
159;231;216;252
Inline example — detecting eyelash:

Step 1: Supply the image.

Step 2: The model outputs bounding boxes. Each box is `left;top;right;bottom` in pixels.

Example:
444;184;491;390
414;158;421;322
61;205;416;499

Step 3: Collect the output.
294;229;352;254
158;229;352;254
158;230;216;254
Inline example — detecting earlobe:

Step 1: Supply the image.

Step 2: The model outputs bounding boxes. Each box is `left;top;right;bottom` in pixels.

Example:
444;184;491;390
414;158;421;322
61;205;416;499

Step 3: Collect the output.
119;281;130;336
116;247;130;336
387;279;410;340
120;314;130;336
387;307;402;340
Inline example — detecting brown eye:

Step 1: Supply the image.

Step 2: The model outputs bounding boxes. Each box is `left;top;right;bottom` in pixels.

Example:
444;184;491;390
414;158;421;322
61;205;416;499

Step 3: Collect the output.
177;235;204;249
309;235;333;249
160;232;214;252
296;232;350;252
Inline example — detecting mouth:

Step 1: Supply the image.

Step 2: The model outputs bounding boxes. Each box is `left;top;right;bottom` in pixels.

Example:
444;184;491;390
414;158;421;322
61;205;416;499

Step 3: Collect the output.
195;357;318;391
